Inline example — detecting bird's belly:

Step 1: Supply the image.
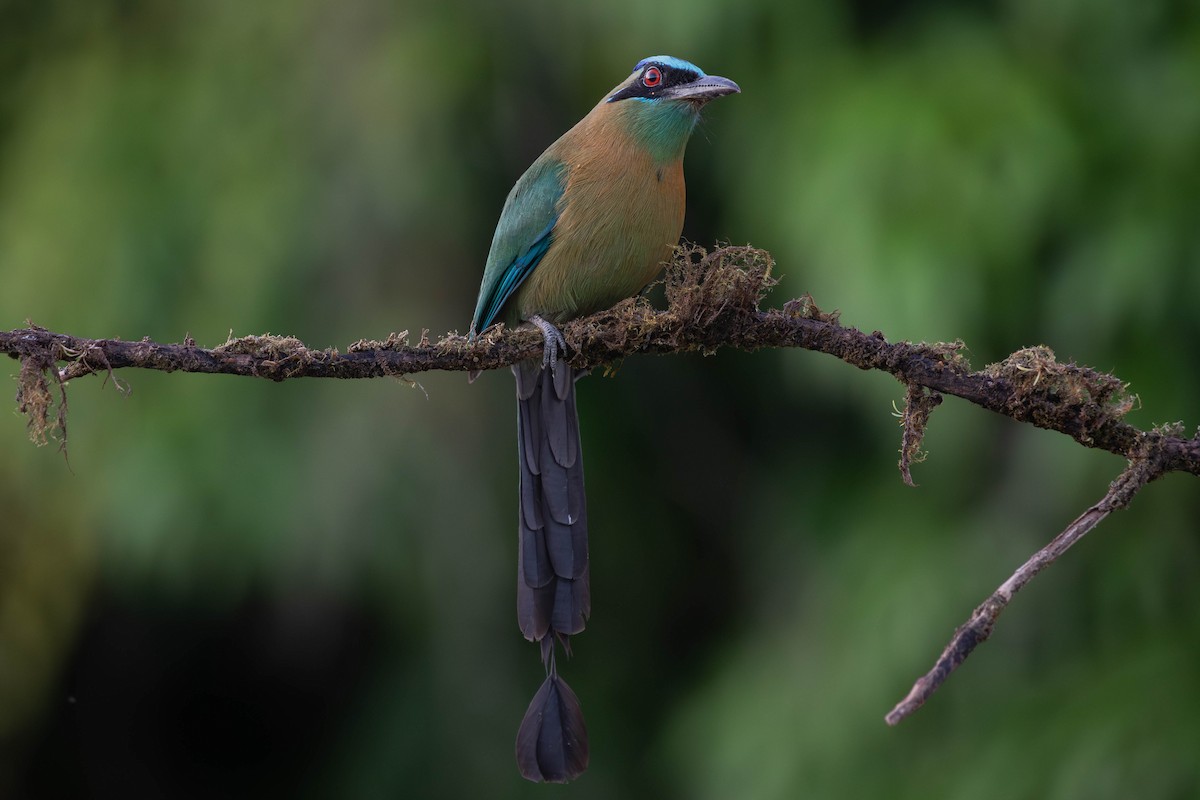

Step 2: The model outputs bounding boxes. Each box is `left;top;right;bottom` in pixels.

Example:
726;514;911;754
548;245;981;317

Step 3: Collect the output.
514;166;685;324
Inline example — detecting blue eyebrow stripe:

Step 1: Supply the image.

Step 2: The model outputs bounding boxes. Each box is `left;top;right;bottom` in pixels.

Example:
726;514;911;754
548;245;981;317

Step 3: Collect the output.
632;55;705;76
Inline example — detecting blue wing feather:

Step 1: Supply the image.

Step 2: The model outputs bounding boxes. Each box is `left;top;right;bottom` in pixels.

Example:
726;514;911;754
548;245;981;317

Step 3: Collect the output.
478;218;555;332
471;158;567;336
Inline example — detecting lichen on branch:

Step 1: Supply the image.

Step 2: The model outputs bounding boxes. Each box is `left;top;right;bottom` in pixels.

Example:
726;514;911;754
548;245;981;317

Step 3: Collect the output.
2;242;1199;728
2;244;1196;476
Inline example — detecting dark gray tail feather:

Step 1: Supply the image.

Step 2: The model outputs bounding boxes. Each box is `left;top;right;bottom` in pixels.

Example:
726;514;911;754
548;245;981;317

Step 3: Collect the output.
512;359;590;642
512;359;590;782
515;666;589;783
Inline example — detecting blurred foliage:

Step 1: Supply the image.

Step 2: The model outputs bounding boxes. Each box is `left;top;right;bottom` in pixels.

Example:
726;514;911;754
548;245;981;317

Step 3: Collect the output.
2;0;1199;797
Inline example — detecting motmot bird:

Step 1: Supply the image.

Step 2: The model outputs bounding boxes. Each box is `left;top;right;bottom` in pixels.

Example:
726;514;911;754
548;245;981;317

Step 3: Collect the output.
470;56;738;783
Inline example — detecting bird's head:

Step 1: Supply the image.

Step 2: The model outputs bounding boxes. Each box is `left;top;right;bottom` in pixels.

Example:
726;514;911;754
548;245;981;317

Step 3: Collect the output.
608;56;740;108
603;56;739;161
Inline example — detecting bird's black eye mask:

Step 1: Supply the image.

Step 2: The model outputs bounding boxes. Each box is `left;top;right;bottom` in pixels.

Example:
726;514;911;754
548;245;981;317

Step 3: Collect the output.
608;63;702;103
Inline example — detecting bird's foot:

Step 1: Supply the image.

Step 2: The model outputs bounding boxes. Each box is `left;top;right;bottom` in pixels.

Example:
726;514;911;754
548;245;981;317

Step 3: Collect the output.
530;315;567;374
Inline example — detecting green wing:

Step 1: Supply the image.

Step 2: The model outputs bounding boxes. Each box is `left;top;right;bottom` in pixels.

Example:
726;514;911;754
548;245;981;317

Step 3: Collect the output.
471;157;567;336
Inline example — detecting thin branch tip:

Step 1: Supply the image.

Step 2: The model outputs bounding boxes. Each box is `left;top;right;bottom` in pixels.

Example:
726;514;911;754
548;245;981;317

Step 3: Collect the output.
885;455;1165;726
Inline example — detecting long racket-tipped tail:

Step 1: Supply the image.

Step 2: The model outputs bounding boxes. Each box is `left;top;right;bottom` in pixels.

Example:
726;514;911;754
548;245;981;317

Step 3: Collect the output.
512;359;590;782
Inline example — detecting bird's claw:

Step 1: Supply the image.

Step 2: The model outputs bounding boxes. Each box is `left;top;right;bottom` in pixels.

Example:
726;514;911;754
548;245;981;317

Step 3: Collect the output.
530;315;567;375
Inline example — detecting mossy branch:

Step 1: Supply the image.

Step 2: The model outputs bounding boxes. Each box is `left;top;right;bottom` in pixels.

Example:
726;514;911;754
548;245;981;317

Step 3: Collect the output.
4;243;1198;722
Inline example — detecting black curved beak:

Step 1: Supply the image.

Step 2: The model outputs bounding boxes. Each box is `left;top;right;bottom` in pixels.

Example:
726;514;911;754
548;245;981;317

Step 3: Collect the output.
663;74;741;104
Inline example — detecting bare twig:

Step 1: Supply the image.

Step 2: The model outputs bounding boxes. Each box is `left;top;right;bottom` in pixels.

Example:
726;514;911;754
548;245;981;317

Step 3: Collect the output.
884;451;1169;726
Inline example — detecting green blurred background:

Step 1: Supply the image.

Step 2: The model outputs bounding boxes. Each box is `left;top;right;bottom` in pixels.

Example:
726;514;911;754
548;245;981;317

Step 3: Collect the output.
2;1;1199;797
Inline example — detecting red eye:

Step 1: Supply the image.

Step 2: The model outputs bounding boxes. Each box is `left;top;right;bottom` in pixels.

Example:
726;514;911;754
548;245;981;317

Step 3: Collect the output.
642;66;662;88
